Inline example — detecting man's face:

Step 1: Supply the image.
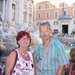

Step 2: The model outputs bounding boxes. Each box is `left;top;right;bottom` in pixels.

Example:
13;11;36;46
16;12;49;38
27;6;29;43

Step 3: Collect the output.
40;25;52;41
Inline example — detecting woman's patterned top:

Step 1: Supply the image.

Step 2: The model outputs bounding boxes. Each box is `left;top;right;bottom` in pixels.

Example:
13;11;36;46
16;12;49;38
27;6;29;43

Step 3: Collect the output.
11;49;34;75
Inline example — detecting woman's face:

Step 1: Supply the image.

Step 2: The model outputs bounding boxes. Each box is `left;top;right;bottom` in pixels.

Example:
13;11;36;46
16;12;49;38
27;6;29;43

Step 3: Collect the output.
18;35;30;48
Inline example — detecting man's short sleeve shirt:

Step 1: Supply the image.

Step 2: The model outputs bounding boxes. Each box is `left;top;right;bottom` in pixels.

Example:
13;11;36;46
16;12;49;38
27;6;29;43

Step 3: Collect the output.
33;39;69;75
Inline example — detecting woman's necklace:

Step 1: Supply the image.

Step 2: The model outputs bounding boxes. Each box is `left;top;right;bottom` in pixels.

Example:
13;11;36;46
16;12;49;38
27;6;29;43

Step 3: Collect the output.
19;50;28;57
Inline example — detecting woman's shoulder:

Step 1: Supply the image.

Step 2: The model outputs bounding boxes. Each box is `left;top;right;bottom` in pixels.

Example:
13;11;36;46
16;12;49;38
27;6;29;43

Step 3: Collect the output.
6;49;17;63
8;49;17;58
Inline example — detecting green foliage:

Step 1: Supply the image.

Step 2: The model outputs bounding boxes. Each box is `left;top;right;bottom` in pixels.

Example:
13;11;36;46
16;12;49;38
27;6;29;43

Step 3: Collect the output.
52;32;58;35
72;31;75;34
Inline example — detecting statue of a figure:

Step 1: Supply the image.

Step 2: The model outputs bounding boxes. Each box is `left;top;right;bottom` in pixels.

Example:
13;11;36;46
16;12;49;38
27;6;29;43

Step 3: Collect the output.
11;5;15;21
2;21;9;32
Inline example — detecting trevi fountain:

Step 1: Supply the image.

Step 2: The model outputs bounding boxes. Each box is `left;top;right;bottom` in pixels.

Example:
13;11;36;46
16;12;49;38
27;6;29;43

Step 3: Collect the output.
0;0;74;63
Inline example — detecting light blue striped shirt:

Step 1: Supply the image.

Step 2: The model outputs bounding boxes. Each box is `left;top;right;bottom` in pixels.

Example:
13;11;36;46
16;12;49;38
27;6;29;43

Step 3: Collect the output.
33;39;69;75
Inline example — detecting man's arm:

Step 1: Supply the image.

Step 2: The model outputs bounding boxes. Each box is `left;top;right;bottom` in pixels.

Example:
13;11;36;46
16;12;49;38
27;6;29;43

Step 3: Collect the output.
57;42;69;75
56;65;65;75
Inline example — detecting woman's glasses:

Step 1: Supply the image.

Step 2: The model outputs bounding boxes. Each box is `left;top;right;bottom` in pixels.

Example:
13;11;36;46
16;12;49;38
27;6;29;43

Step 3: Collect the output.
20;37;29;40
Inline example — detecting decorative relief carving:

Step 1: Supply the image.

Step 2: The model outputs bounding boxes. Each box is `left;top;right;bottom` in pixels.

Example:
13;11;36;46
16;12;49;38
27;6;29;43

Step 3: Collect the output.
11;5;15;21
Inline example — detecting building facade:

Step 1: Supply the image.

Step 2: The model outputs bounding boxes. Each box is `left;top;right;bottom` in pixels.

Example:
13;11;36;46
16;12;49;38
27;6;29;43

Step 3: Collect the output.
33;0;75;35
0;0;34;51
0;0;34;32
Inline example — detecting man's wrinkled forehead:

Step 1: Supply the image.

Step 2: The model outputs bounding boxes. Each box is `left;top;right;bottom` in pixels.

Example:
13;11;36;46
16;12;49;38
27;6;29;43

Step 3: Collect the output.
39;23;51;31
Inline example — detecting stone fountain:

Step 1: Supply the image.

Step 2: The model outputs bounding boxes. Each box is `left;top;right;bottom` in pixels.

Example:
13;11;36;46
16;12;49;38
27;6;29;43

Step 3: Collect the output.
0;21;42;56
0;21;42;62
0;20;18;56
0;18;73;62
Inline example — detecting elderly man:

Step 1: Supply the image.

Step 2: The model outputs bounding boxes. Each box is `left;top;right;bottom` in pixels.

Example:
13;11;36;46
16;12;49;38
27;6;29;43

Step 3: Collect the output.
33;22;69;75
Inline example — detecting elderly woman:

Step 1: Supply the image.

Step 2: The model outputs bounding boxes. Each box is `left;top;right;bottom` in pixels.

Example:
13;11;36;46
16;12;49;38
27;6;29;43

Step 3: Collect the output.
5;31;36;75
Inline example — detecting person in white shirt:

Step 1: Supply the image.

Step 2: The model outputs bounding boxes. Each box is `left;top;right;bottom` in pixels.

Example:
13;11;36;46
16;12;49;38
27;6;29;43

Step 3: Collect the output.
0;61;5;74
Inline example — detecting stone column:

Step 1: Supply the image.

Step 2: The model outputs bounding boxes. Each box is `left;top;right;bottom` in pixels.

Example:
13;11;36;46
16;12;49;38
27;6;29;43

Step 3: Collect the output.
17;0;21;24
34;4;36;20
15;0;21;25
2;0;5;20
27;0;29;26
6;0;12;22
31;1;34;28
8;0;12;22
21;0;23;24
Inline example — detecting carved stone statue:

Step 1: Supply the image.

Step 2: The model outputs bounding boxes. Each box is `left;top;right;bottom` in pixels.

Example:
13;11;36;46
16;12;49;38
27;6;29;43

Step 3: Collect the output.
20;23;34;32
2;21;9;32
11;5;15;21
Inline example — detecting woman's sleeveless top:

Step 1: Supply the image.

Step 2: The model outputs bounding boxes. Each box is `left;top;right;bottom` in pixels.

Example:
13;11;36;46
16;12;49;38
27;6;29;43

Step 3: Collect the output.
11;49;34;75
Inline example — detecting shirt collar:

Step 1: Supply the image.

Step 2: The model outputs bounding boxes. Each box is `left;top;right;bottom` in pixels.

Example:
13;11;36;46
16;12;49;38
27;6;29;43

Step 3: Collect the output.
40;38;54;48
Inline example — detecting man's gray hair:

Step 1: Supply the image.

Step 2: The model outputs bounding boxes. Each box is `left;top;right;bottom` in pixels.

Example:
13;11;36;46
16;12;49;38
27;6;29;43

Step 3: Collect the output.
39;22;51;30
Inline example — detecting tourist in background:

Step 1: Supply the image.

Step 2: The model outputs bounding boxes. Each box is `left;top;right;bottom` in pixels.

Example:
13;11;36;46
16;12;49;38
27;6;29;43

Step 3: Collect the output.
33;22;69;75
65;47;75;75
0;61;5;74
5;31;36;75
73;42;75;47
